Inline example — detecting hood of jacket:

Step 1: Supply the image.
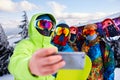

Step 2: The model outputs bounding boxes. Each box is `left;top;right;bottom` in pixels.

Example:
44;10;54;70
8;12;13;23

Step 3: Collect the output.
28;13;56;48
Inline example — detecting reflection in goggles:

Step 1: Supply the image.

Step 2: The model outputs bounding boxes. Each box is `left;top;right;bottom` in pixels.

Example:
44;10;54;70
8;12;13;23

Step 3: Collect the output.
83;28;96;36
56;27;69;37
35;19;53;30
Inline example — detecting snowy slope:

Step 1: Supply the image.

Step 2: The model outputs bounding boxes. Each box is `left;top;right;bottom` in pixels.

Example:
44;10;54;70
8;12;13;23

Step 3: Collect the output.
77;12;120;27
0;75;14;80
115;68;120;80
0;68;120;80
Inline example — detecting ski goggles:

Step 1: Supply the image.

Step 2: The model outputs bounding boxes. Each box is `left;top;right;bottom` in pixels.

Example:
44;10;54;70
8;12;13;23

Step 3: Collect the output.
35;19;53;30
56;27;69;37
83;28;96;36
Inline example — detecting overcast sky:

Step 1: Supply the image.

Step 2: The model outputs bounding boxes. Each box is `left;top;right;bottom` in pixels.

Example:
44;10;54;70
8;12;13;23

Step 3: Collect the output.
0;0;120;35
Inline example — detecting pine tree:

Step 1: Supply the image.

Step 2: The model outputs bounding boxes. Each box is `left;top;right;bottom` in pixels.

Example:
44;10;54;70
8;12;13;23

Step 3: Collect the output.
18;11;28;39
0;24;13;76
0;24;9;48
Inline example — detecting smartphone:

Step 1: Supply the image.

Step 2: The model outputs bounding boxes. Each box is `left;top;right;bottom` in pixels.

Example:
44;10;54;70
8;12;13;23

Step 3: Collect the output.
58;52;85;69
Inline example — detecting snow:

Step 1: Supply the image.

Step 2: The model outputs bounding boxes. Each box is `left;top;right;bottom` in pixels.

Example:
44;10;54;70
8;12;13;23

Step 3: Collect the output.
0;74;14;80
0;68;120;80
115;68;120;80
77;12;120;27
7;34;21;47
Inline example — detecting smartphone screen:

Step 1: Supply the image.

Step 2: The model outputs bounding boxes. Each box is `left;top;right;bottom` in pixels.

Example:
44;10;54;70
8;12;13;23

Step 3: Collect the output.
58;52;85;69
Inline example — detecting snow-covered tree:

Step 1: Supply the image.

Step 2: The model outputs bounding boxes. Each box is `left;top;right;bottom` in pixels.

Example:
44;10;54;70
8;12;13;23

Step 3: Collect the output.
18;11;28;39
0;24;9;48
0;24;13;76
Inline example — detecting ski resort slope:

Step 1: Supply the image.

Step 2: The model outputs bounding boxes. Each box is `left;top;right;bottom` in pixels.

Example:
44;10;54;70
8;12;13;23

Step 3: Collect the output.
0;68;120;80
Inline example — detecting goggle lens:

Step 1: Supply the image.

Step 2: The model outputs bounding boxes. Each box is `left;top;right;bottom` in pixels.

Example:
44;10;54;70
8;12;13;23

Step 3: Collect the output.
36;20;53;30
56;27;69;36
83;29;96;36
